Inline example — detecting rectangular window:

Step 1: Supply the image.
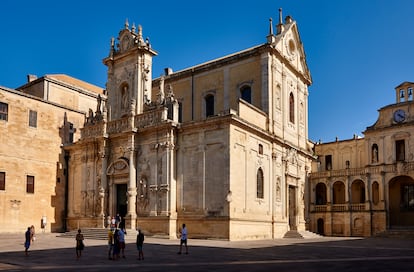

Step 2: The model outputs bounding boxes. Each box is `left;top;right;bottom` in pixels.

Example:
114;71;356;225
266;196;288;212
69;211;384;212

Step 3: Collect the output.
325;155;332;170
396;140;405;161
401;184;414;210
26;175;34;194
29;110;37;128
0;102;8;121
68;122;74;143
0;172;5;190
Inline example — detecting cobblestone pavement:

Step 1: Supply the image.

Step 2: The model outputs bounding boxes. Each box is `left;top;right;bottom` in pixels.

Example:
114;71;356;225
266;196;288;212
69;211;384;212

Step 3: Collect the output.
0;232;413;271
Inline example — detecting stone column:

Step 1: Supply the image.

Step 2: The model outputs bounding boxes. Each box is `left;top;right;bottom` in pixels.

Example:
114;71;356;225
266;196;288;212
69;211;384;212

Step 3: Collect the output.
126;146;137;230
99;142;108;228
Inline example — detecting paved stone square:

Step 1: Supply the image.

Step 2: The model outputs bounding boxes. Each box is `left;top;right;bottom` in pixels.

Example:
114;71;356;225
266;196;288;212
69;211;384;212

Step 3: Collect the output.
0;232;413;271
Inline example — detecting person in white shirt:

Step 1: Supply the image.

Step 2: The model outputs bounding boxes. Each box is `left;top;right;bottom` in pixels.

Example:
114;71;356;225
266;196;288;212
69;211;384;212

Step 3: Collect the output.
177;223;188;254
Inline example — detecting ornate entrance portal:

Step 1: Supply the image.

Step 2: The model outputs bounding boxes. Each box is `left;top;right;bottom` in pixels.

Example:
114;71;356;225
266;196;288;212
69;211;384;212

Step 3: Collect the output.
116;184;128;219
289;186;297;230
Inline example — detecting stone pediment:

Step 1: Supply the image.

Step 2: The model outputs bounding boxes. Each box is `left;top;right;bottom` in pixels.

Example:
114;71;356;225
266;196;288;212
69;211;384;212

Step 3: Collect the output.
107;158;129;176
272;16;311;82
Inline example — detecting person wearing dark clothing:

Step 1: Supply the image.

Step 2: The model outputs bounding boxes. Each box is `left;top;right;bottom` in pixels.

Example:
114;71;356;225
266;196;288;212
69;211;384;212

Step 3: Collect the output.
113;229;120;260
136;229;145;260
75;229;85;259
24;227;31;256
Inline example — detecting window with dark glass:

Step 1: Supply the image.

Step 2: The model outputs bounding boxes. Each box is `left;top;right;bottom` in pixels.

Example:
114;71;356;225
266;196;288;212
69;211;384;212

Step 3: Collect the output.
68;122;74;143
29;110;37;128
205;94;214;117
325;155;332;170
289;92;295;123
257;168;264;199
240;86;252;103
0;102;8;121
401;184;414;210
396;140;405;161
178;101;183;123
315;183;327;205
26;175;34;194
0;172;5;190
258;144;263;155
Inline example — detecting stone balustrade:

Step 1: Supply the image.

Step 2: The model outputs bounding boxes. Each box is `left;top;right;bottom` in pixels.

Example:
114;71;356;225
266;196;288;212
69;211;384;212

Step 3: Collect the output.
81;107;169;139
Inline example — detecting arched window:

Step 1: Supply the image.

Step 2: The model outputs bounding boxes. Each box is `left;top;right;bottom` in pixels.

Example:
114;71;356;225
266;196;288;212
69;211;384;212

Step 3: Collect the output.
333;181;345;204
257;168;264;199
315;183;327;205
205;94;215;117
351;180;365;203
258;144;263;155
371;144;379;163
240;85;252;103
289;92;295;123
372;181;379;205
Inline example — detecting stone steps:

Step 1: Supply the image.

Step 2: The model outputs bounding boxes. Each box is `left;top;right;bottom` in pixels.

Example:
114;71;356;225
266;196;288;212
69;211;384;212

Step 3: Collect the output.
58;228;119;240
283;230;322;239
375;228;414;239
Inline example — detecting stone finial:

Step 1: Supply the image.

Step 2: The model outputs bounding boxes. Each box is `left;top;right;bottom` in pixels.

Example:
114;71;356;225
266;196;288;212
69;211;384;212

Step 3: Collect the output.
132;23;136;33
267;18;276;44
269;18;274;36
125;18;129;29
137;25;145;45
277;8;284;34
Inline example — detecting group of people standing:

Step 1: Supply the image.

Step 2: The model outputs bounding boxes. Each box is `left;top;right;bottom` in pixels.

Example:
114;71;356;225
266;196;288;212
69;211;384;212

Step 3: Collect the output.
24;222;189;260
107;227;127;260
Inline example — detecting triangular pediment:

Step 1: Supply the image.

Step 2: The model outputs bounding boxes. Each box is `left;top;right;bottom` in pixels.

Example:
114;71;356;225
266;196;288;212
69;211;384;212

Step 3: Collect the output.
273;18;311;82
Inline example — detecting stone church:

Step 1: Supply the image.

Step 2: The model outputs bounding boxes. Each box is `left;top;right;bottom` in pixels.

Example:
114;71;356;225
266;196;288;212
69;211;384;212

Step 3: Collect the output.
309;82;414;237
64;10;314;240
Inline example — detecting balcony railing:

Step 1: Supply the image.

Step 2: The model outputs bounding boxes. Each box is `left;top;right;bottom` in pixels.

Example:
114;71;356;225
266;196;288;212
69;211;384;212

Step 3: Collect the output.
81;123;104;138
332;204;347;212
312;203;367;213
107;117;131;134
80;107;170;140
314;205;327;212
310;163;404;179
350;203;366;211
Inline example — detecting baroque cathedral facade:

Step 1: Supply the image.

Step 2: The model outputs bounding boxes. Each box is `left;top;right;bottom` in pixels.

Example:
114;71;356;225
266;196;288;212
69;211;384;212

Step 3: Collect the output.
64;12;313;240
2;10;411;239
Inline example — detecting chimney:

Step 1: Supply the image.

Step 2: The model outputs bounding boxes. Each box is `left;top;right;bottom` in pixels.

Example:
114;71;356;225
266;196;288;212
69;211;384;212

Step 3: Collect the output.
27;74;37;83
164;68;173;76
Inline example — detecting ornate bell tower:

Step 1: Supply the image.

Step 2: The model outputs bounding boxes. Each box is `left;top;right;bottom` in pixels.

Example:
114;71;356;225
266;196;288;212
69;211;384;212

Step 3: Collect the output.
103;20;157;120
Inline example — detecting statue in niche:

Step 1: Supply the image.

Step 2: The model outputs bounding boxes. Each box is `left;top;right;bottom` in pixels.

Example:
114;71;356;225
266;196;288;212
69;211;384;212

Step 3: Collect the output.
372;145;378;163
276;179;281;201
137;178;149;213
121;85;129;110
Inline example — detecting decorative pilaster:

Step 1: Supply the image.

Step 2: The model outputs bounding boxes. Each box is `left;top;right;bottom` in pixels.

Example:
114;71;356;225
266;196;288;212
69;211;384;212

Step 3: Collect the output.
126;145;137;230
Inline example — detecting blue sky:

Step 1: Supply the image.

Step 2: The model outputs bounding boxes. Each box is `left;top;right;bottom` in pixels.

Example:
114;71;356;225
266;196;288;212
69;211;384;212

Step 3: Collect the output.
1;0;413;143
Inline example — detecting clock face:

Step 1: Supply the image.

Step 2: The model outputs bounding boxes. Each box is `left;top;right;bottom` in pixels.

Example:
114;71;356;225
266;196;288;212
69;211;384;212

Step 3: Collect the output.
394;109;406;123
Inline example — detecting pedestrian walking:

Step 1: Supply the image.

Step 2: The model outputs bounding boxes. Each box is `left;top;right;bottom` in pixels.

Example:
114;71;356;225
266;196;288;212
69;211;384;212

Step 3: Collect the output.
75;229;85;259
113;228;120;260
118;228;126;258
136;229;144;260
24;227;31;256
107;228;114;260
177;223;188;254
